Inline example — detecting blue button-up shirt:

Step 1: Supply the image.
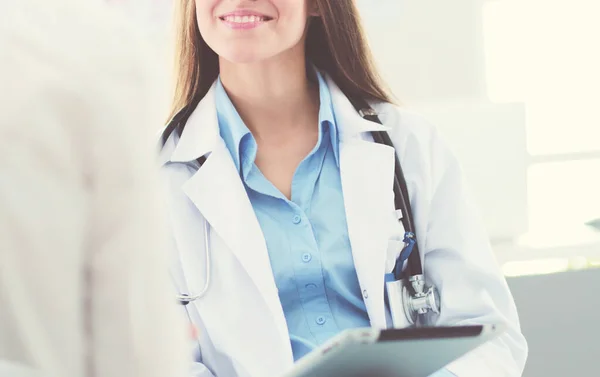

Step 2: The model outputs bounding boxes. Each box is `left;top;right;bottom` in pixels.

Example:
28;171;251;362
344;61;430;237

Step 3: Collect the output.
216;70;370;361
215;71;455;377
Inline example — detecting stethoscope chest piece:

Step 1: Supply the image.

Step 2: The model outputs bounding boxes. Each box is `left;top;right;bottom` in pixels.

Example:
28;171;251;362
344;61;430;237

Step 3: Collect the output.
386;274;441;327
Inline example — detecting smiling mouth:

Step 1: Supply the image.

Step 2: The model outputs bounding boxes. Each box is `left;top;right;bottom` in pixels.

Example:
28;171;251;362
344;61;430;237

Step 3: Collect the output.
219;15;273;24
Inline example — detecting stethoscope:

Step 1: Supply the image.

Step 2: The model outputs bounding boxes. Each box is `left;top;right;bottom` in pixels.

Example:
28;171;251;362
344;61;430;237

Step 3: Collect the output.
161;94;440;326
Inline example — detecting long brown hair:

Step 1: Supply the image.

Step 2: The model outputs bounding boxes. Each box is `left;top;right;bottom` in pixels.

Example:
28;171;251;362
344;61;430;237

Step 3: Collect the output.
168;0;394;121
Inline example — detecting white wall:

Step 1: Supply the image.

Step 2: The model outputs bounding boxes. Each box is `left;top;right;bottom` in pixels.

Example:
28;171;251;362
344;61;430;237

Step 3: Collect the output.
357;0;529;241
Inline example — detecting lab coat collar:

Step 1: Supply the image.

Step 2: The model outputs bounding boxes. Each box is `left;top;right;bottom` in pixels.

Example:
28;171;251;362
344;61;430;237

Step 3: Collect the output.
163;74;390;165
324;74;390;139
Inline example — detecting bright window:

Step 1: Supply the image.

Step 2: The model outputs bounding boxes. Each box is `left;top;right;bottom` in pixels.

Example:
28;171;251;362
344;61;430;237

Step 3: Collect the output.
483;0;600;253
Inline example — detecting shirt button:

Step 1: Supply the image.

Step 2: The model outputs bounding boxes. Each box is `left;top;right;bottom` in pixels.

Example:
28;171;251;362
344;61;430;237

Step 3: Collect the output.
292;215;302;224
316;316;326;325
302;253;312;263
305;283;317;289
363;289;369;299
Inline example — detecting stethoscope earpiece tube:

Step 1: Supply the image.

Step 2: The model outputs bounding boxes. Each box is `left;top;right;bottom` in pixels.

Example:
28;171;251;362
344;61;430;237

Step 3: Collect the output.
376;130;423;280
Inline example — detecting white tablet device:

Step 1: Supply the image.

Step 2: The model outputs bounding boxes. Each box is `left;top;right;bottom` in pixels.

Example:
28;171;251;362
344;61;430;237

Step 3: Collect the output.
283;324;504;377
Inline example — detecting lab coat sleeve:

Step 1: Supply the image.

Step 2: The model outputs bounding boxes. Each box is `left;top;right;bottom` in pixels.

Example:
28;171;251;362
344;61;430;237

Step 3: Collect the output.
419;125;528;377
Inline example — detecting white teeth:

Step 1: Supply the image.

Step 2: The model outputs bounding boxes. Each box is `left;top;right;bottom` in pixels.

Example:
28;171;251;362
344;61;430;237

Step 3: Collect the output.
222;15;266;23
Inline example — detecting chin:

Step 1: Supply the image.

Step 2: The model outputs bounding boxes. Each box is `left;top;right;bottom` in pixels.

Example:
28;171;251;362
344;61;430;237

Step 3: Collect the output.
217;45;274;65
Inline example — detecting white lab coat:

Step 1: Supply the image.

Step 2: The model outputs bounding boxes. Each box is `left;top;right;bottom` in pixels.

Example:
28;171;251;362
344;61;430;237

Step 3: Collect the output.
0;1;186;377
160;77;528;377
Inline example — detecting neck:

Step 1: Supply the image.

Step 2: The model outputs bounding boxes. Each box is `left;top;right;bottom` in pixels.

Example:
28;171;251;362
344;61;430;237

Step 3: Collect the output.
218;49;319;141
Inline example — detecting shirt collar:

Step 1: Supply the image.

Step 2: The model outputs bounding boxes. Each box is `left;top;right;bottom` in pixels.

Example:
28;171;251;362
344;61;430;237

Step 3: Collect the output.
315;68;340;165
166;74;389;167
215;78;253;173
215;67;340;174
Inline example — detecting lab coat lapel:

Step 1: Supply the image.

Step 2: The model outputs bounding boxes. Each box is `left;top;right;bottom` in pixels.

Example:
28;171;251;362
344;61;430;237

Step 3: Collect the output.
329;77;396;329
166;87;285;337
182;142;281;304
339;138;396;329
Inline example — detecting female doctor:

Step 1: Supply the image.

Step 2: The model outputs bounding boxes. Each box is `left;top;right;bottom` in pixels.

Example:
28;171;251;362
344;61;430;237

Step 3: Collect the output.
159;1;528;376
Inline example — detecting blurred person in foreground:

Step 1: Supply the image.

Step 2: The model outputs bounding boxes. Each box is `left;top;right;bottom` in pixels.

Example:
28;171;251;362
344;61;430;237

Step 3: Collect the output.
0;0;188;376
